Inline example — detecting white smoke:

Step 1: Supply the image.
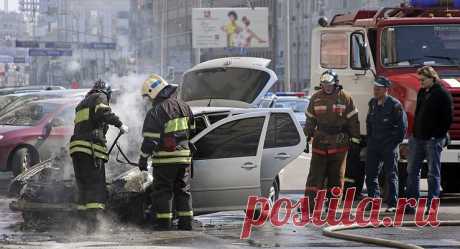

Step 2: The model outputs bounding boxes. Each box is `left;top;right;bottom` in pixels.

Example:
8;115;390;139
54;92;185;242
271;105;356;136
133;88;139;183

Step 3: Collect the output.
105;73;149;176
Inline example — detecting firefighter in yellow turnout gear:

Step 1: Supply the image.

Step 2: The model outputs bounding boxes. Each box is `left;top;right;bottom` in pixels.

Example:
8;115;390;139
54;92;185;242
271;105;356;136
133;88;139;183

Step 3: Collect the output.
139;74;195;230
304;70;361;208
70;80;127;233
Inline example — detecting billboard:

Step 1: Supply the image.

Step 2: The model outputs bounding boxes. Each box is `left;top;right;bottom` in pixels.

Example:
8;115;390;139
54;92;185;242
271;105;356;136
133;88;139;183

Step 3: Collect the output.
192;8;269;49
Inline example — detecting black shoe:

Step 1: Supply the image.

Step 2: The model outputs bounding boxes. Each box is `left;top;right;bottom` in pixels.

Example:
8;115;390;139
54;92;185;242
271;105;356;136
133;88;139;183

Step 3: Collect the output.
178;217;193;231
153;220;172;231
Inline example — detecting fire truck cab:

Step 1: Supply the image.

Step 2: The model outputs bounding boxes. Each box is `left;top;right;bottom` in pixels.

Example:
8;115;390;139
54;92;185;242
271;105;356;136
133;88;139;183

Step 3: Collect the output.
310;1;460;193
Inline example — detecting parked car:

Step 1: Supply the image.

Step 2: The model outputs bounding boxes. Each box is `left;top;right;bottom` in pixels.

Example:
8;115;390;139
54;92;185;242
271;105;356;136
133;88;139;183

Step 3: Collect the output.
0;86;65;96
10;57;306;222
0;89;88;117
0;98;80;176
258;94;309;128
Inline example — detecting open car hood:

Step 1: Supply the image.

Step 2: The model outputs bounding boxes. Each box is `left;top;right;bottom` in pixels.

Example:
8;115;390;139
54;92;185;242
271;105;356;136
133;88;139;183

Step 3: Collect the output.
180;57;278;108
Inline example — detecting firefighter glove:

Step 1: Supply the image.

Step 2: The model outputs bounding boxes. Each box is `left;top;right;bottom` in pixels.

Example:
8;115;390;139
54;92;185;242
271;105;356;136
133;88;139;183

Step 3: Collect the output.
138;156;148;171
119;124;129;134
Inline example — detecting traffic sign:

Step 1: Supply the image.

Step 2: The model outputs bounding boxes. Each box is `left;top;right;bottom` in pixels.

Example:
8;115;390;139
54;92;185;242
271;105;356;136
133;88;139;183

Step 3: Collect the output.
15;40;40;48
29;49;73;57
13;57;26;63
83;42;117;49
45;41;72;49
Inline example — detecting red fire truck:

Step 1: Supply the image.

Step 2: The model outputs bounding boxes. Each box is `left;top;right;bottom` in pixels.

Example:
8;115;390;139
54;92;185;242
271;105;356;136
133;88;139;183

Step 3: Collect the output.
310;0;460;193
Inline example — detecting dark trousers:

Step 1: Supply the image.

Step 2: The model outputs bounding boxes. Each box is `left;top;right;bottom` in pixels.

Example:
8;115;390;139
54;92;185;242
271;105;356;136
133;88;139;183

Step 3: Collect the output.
151;164;193;229
366;142;399;207
72;152;107;208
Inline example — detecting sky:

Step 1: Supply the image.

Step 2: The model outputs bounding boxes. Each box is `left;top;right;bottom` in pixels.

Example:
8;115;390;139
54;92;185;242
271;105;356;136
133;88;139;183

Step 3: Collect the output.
0;0;19;12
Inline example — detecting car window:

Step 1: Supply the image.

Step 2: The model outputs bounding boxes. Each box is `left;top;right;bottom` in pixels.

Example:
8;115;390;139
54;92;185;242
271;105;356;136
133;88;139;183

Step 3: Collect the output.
0;102;60;126
260;99;272;108
273;100;308;113
207;113;229;124
264;113;300;148
194;117;264;160
0;95;18;111
53;106;76;126
194;116;207;134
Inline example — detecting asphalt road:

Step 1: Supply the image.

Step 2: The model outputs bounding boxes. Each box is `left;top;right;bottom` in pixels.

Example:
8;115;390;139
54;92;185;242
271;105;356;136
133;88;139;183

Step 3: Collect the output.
0;156;459;249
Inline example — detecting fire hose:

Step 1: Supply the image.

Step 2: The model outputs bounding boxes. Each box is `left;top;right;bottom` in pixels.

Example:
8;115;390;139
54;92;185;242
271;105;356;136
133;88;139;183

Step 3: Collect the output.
322;220;460;249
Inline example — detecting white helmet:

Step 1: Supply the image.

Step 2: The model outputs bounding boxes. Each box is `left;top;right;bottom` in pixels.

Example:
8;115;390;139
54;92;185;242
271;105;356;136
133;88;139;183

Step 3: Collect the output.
141;74;169;100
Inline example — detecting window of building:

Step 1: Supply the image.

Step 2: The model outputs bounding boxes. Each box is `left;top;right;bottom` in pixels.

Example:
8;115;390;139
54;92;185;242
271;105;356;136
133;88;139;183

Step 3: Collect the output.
320;32;348;69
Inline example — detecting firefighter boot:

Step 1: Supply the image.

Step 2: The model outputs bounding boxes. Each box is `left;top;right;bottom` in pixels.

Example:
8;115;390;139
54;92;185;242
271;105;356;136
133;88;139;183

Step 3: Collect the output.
85;210;100;235
178;216;193;231
154;219;172;231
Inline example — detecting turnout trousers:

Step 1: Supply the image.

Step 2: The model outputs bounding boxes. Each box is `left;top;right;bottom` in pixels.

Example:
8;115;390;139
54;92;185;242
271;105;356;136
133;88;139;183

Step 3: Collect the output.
72;152;107;209
151;164;193;230
304;151;347;209
72;152;107;233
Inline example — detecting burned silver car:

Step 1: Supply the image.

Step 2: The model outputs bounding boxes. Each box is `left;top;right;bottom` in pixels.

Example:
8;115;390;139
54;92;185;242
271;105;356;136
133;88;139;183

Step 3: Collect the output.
10;57;306;224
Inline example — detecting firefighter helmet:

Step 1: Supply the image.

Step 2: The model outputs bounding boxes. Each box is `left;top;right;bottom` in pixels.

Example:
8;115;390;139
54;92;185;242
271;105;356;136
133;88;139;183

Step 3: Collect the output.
92;79;112;99
142;74;169;100
320;70;339;85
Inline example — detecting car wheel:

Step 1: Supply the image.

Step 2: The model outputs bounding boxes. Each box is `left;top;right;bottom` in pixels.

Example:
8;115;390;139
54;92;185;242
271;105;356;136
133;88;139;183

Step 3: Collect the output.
11;148;38;177
250;179;280;220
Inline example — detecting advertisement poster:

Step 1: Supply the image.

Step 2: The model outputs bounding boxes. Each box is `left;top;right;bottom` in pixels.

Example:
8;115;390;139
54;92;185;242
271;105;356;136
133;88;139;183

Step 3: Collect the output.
192;8;269;49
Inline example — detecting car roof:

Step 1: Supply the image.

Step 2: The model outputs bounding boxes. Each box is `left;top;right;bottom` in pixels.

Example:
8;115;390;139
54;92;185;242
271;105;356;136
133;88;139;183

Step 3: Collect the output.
191;106;240;115
29;97;82;105
275;97;308;101
7;89;89;97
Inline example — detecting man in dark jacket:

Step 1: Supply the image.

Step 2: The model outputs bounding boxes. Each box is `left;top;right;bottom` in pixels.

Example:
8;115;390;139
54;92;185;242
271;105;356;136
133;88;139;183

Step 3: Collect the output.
366;77;407;212
70;80;128;233
139;74;195;230
406;66;453;213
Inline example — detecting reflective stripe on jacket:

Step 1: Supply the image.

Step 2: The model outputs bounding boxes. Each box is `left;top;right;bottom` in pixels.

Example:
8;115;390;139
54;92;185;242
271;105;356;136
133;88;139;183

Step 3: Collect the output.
70;91;122;161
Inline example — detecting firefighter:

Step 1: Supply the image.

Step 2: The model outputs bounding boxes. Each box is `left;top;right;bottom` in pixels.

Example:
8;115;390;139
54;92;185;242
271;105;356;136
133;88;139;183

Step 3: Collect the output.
304;70;361;209
70;79;127;233
139;74;195;230
366;76;407;212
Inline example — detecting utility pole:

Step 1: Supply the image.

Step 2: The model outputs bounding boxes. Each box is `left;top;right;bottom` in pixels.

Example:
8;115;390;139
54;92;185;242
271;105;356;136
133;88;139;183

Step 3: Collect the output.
284;0;291;91
194;0;201;66
160;0;166;76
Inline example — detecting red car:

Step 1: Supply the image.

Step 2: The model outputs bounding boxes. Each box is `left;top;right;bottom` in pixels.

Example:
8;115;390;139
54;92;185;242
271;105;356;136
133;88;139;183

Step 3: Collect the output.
0;98;80;176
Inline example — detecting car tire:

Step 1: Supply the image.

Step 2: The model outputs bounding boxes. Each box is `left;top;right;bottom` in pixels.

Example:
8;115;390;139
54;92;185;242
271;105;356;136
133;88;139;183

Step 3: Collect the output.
249;178;280;220
11;148;38;177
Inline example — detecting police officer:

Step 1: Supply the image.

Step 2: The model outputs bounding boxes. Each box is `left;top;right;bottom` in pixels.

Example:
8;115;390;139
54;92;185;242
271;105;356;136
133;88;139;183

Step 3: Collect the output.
366;76;407;212
70;80;128;233
139;74;195;230
304;70;361;209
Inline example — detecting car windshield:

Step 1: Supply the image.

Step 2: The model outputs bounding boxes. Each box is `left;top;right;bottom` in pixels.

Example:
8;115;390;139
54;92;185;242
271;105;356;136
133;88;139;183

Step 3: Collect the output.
381;25;460;67
0;102;60;126
0;95;18;111
273;99;308;112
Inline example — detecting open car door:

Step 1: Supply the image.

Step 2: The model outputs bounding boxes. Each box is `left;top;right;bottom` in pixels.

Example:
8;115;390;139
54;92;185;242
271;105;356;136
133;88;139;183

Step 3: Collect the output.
190;111;268;214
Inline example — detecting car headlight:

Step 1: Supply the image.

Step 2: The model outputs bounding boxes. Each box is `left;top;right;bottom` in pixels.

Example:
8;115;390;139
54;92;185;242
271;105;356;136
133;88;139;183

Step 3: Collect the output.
0;135;3;140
